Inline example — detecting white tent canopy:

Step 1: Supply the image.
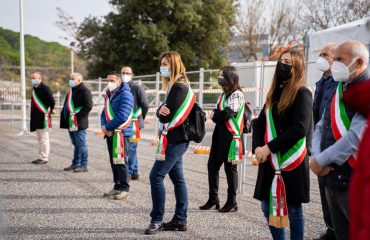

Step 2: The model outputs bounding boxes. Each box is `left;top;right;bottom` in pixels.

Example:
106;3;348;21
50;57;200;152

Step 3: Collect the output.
305;17;370;86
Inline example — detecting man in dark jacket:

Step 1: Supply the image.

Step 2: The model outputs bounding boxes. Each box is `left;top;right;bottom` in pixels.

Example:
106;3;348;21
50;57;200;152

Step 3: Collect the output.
312;44;337;240
30;72;55;164
121;66;149;180
60;73;93;173
101;72;134;200
310;40;368;240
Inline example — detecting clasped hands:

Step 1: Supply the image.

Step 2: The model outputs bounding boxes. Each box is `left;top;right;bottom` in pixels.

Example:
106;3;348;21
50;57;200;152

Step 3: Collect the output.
101;125;113;137
254;145;271;163
309;158;334;176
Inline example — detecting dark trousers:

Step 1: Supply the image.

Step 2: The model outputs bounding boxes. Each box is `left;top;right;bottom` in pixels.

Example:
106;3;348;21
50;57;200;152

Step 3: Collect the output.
318;176;335;236
207;157;238;203
106;136;130;192
325;187;349;240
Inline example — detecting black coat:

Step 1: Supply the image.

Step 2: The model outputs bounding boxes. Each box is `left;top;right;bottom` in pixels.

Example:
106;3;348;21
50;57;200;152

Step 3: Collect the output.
60;83;93;130
252;87;312;204
128;81;149;129
30;82;55;132
156;82;190;144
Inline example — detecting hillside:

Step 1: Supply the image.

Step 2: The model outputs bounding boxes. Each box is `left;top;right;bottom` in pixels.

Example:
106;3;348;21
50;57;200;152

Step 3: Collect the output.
0;27;70;67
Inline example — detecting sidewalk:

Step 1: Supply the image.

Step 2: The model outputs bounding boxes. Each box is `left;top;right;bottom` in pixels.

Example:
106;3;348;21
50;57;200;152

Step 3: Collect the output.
0;123;326;239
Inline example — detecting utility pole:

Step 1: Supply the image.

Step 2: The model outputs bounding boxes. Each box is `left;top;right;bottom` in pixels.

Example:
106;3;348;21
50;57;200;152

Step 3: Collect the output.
70;42;75;73
18;0;28;135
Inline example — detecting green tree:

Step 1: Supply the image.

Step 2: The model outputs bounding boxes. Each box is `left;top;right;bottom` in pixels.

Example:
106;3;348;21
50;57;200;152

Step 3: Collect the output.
76;0;235;77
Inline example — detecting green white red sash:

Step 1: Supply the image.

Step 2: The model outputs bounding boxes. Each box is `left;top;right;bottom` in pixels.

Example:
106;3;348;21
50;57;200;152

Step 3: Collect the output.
66;89;82;131
32;90;51;129
330;82;356;168
265;108;307;228
130;107;142;142
155;88;196;160
217;92;245;164
105;95;133;164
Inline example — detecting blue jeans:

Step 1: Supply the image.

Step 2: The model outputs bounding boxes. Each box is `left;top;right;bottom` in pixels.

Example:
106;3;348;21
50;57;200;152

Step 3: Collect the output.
149;142;189;224
127;141;138;176
261;200;304;240
68;130;88;167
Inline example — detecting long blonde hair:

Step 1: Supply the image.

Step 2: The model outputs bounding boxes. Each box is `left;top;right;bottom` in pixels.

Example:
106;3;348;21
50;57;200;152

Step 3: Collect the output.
265;48;306;113
160;51;189;90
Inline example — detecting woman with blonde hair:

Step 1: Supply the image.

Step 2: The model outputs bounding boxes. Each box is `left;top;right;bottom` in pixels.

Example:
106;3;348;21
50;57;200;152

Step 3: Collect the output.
252;48;312;240
145;51;196;235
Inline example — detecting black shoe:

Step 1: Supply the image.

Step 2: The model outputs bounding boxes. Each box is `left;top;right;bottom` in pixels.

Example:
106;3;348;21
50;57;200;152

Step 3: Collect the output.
145;223;163;235
32;159;48;164
163;219;187;231
218;202;238;213
131;175;139;180
64;165;78;171
73;166;88;173
199;198;220;210
313;230;336;240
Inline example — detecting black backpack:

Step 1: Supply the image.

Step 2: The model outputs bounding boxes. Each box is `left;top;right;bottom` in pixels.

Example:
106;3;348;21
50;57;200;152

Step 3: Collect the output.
243;102;253;133
185;103;206;143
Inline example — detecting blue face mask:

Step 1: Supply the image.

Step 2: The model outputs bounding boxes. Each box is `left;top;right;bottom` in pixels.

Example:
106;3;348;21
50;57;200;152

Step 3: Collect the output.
31;79;37;87
69;79;75;88
160;66;171;78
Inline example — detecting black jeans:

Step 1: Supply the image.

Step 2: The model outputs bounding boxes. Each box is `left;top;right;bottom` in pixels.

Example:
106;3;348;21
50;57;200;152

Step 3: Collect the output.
106;136;130;192
207;157;238;203
318;176;335;234
325;187;349;240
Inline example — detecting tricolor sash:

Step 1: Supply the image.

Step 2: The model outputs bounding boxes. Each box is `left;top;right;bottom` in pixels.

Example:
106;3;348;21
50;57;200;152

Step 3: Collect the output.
265;108;307;228
155;87;196;160
105;95;133;164
32;90;52;129
66;89;82;131
216;92;245;164
130;107;142;142
330;82;356;168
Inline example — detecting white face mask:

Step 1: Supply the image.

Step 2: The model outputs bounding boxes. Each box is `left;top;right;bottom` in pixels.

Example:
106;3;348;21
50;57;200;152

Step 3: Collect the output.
316;57;330;72
108;81;118;92
332;59;357;82
122;74;132;83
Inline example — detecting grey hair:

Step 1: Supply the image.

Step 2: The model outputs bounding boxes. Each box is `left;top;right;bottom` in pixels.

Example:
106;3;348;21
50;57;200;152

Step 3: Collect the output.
70;72;83;81
351;42;369;66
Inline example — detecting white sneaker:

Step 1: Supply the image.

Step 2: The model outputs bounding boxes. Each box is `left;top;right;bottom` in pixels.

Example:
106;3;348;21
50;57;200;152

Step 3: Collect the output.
103;189;121;197
110;191;129;200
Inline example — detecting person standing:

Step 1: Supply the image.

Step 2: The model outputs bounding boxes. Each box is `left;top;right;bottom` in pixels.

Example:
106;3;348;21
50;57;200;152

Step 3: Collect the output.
310;40;368;240
253;48;312;240
199;66;245;213
101;72;134;200
145;51;195;235
313;44;337;240
60;72;93;173
120;66;149;180
30;71;55;164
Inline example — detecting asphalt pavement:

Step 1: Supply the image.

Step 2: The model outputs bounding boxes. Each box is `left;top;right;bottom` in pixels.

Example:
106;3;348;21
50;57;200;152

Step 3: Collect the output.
0;121;326;239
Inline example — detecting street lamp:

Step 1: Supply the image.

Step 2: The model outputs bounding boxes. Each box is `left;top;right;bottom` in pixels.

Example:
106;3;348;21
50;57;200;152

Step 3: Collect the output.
70;42;76;73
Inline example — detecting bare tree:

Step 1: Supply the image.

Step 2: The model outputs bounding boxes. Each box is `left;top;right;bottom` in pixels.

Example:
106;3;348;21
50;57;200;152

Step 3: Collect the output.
55;7;80;44
234;0;302;61
300;0;370;31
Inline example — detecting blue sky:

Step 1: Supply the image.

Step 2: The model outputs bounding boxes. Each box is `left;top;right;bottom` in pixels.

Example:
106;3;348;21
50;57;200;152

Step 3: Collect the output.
0;0;112;46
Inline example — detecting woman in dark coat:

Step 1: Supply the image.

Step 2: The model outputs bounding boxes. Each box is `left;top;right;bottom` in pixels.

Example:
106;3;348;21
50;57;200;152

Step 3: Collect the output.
252;48;312;240
199;66;245;213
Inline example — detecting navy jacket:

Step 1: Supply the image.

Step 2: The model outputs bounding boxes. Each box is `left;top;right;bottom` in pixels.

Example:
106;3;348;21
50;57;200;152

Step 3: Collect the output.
101;83;134;137
313;74;337;126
